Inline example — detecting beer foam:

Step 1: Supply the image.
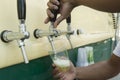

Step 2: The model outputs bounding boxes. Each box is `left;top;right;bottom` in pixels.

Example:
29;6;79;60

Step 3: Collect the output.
54;58;70;67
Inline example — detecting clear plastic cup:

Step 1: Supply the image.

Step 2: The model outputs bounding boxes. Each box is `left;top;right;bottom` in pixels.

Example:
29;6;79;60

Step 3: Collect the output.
49;46;70;72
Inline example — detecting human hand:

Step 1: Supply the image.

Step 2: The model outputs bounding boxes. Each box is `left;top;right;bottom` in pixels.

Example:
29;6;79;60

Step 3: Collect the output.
44;0;78;28
52;62;76;80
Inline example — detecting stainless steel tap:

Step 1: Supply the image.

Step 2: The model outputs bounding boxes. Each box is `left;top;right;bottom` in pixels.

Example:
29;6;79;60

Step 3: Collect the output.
33;0;74;51
66;15;74;49
34;28;73;38
0;0;29;64
33;0;75;54
16;0;29;63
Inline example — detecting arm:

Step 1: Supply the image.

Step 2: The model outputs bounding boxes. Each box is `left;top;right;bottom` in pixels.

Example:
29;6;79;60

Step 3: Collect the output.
77;0;120;12
74;41;120;80
54;42;120;80
57;54;120;80
76;54;120;80
45;0;120;27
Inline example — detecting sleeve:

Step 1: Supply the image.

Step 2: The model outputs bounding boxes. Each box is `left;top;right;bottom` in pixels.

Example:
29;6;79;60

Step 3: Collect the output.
113;41;120;57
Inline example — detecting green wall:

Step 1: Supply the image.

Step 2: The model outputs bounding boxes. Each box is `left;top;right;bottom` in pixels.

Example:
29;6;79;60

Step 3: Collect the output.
0;39;112;80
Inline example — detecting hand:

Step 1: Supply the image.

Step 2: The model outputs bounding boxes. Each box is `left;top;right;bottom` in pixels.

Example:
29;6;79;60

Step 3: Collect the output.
45;0;78;28
52;62;76;80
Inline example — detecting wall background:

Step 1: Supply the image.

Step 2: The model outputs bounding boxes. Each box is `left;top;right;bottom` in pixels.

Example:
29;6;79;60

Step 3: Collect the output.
0;0;114;68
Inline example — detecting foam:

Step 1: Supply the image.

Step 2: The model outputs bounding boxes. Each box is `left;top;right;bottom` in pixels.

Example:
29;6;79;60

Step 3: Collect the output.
53;58;70;67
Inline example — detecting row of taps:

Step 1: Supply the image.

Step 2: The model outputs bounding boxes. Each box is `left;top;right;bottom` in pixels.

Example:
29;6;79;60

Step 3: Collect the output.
0;0;80;64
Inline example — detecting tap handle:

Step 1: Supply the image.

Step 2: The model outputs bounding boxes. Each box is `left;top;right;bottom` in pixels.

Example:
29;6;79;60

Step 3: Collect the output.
17;0;26;20
50;0;60;22
66;14;71;23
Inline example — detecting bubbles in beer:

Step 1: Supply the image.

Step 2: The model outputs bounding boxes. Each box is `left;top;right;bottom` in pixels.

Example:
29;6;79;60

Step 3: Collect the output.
53;58;70;72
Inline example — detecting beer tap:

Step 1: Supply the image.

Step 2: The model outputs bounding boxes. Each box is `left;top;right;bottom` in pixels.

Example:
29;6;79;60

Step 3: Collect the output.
66;15;74;49
33;0;74;51
34;0;60;54
47;2;60;54
34;3;73;38
0;0;29;63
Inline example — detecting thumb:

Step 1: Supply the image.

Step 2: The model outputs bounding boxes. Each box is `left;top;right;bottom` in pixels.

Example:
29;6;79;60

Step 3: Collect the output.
54;15;65;28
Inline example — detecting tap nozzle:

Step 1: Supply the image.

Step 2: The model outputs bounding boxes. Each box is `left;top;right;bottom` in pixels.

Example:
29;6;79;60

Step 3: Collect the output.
17;40;29;63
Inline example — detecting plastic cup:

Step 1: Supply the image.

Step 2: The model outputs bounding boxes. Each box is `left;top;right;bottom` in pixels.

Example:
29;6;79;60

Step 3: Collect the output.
49;47;70;72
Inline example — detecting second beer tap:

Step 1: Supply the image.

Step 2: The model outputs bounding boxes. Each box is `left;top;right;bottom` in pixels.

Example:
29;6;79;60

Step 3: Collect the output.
0;0;30;64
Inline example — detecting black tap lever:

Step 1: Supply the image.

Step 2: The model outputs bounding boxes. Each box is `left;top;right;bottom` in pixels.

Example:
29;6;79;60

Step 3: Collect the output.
66;15;71;24
17;0;26;20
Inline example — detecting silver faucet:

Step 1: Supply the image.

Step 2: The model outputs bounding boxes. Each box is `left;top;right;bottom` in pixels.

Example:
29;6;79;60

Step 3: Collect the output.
0;0;29;64
66;15;74;49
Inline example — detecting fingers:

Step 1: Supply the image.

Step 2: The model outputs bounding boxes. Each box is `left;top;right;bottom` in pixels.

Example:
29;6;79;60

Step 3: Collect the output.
52;64;56;69
44;8;54;24
53;67;59;74
52;64;63;79
45;0;60;24
54;15;65;28
47;8;54;18
53;68;62;79
54;72;62;79
52;64;59;75
54;72;67;80
47;1;59;10
47;0;60;11
50;0;60;6
44;17;49;24
45;13;65;28
59;73;71;80
44;0;67;28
